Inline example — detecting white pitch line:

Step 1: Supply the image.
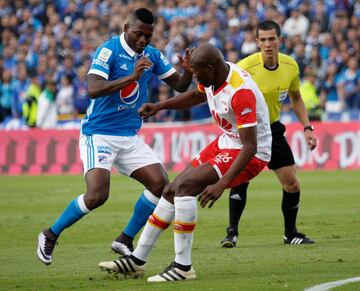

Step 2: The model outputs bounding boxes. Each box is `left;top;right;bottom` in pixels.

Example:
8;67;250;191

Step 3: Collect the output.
304;276;360;291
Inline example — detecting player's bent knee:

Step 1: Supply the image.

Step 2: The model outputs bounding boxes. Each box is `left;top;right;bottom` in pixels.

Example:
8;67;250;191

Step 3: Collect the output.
284;181;300;193
148;177;169;197
148;183;167;197
84;191;109;210
162;190;175;203
174;177;197;197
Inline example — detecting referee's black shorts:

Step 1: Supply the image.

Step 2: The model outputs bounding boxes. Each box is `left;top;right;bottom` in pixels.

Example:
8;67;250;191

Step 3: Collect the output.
267;121;295;170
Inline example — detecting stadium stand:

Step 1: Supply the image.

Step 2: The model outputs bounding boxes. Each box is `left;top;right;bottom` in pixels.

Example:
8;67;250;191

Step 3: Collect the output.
0;0;359;130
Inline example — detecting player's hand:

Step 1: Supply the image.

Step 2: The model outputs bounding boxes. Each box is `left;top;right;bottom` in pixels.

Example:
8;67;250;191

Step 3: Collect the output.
177;48;193;73
305;130;317;151
198;181;226;208
132;57;152;80
138;103;160;119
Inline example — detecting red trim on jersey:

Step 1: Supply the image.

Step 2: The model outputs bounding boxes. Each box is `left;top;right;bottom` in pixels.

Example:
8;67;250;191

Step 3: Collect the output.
213;81;228;95
174;221;196;233
197;83;205;93
231;89;257;128
148;214;171;230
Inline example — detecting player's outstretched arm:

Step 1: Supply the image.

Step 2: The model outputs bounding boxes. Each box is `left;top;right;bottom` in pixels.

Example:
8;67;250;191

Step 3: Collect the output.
138;89;206;119
138;103;160;119
162;48;193;92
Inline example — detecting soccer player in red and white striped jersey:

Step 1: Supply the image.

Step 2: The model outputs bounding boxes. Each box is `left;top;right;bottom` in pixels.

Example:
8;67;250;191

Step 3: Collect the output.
98;43;271;282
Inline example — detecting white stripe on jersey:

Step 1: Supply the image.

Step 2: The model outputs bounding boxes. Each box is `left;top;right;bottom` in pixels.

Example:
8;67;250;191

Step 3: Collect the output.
88;68;109;80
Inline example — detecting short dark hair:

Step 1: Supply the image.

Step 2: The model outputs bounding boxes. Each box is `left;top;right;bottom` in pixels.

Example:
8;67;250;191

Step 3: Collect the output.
134;8;154;25
256;20;281;38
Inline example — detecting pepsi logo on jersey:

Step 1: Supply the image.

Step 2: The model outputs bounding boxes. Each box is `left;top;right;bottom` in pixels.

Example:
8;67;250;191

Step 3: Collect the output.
119;81;139;104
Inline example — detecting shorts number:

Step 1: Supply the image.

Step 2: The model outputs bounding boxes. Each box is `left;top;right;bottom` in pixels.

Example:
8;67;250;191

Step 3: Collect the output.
214;152;233;164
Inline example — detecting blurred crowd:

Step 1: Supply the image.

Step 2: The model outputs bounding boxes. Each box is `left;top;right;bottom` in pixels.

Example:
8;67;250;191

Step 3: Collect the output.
0;0;359;128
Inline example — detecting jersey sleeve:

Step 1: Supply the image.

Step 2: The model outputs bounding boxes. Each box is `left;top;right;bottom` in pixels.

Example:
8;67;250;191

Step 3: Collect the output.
88;40;115;80
231;89;257;129
153;51;176;80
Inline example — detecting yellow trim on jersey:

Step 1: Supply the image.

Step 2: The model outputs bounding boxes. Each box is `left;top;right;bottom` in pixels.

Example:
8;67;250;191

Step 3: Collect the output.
237;52;300;124
228;70;244;89
197;83;205;93
237;122;257;129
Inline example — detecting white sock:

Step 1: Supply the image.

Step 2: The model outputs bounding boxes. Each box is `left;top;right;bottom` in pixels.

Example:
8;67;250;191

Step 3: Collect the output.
132;197;174;262
174;196;197;266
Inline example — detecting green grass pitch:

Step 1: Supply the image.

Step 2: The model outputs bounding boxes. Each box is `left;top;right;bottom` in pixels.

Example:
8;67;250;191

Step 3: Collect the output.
0;170;359;290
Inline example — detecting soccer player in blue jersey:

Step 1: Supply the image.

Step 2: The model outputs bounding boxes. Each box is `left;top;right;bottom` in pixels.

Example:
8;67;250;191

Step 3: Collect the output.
37;8;193;265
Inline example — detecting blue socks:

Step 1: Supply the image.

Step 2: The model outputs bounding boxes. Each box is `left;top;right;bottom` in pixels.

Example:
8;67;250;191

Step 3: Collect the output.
49;191;158;239
123;190;159;238
50;194;90;236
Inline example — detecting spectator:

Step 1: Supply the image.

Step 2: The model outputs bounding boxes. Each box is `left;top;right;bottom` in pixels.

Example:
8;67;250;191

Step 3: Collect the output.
300;68;322;121
12;62;29;119
283;8;309;40
225;18;243;52
320;63;341;113
56;74;74;115
240;29;257;58
55;53;77;84
292;42;307;79
73;65;89;114
22;72;42;128
306;46;326;83
336;56;360;110
311;1;330;33
0;69;15;122
36;78;57;129
225;50;239;63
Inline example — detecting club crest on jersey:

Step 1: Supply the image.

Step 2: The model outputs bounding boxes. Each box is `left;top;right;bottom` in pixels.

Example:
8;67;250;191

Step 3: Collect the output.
98;155;107;164
211;110;232;131
119;81;139;104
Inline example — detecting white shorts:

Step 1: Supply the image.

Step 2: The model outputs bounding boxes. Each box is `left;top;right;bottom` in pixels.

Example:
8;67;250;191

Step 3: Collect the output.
79;133;162;176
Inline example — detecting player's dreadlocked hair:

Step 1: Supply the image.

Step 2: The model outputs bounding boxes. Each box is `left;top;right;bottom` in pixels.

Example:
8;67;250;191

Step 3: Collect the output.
133;8;154;25
256;20;281;37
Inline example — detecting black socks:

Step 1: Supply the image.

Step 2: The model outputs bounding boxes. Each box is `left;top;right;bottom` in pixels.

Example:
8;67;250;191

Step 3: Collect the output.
228;182;249;234
282;190;300;237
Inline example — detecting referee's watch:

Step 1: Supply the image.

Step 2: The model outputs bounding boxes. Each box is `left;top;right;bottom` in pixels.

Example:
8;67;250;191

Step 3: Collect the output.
304;125;314;132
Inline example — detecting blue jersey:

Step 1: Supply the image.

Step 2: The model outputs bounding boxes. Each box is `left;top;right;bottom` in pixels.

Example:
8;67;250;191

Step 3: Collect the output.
81;33;176;136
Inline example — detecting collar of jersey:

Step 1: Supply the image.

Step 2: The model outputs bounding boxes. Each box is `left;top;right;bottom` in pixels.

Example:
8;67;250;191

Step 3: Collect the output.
120;32;142;58
259;52;279;71
212;62;233;96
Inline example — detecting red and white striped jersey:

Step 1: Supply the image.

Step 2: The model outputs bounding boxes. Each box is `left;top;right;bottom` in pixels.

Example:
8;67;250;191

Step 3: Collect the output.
198;63;272;162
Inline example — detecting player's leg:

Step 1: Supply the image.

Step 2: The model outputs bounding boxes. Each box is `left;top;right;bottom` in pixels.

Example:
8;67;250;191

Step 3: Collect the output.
274;165;315;244
147;162;219;282
269;123;315;244
111;163;168;255
127;166;198;263
99;189;175;277
111;136;169;255
221;182;249;248
99;163;217;279
37;134;113;265
99;165;203;277
147;148;268;282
